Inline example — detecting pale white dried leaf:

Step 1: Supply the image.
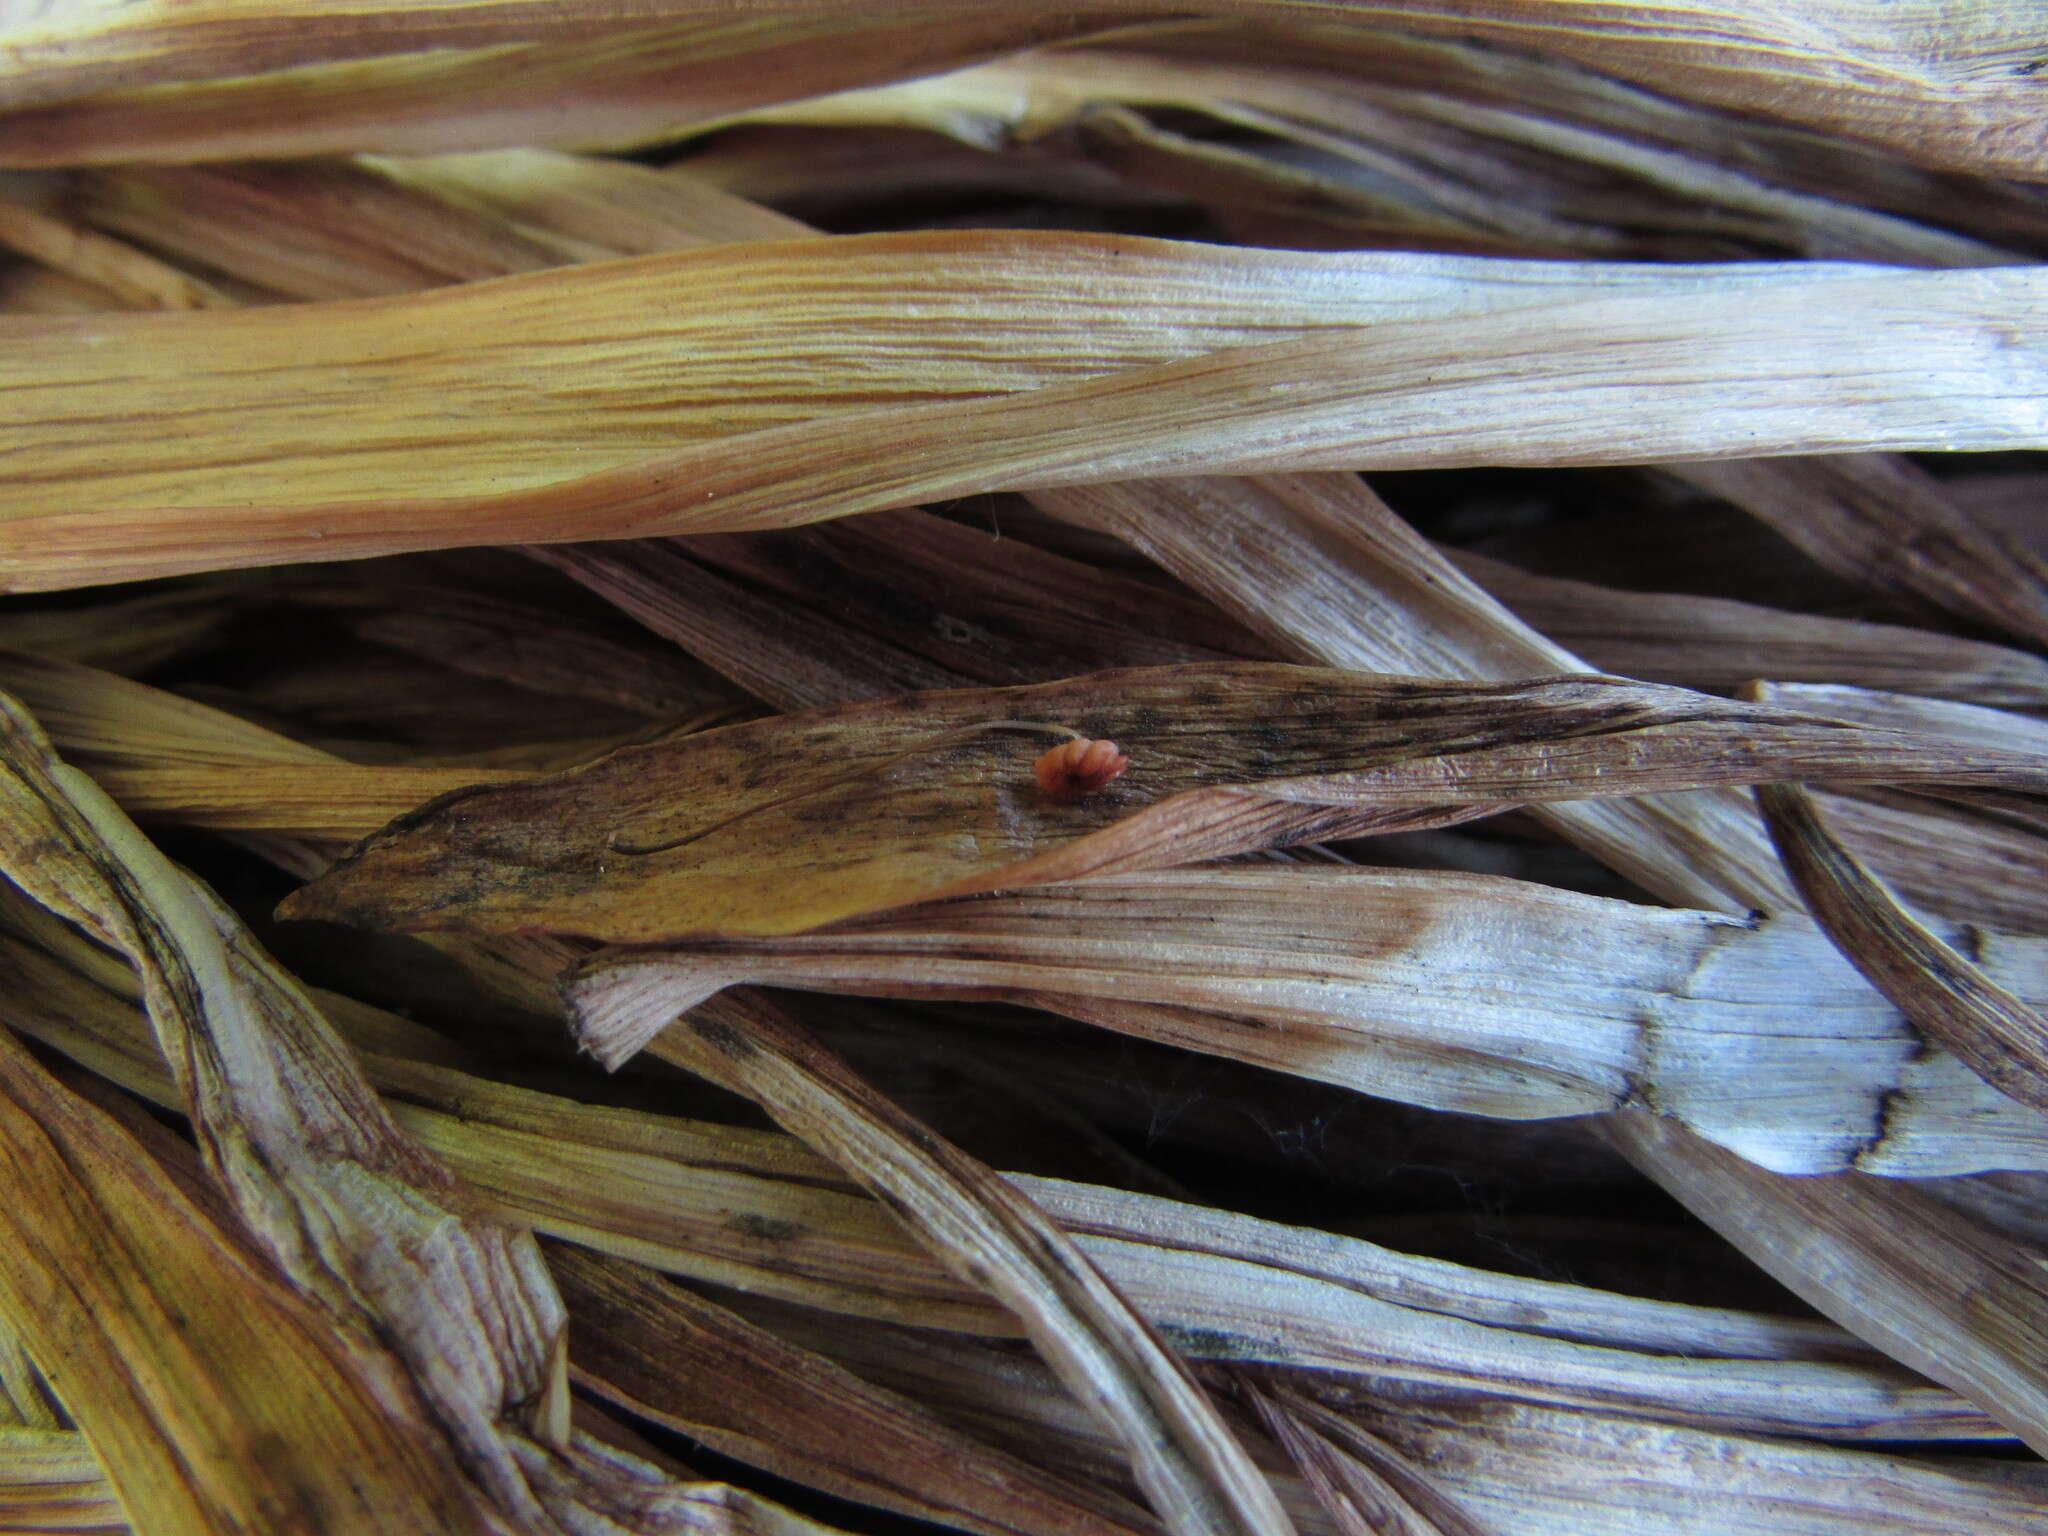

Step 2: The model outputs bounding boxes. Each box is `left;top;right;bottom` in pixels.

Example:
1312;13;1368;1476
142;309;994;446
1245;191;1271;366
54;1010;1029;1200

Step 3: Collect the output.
565;863;2048;1176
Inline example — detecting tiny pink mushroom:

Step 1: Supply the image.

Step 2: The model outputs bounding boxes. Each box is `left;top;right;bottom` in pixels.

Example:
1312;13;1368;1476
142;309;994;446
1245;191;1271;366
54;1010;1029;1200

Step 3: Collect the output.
1033;738;1130;801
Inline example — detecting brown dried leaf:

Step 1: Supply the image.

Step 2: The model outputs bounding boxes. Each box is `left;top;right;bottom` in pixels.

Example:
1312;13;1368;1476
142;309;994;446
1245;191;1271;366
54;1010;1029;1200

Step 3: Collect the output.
1668;454;2048;650
0;689;584;1520
1029;472;1796;912
1247;1383;1489;1536
0;648;538;839
761;50;2024;264
283;663;2048;947
531;508;1272;713
1024;470;2048;1467
4;916;1990;1447
0;12;1120;164
72;160;566;300
1323;1383;2048;1536
1810;787;2048;937
1751;683;2048;759
741;1294;2048;1536
0;577;243;675
1453;549;2048;710
554;1242;1159;1536
0;194;231;309
1124;22;2048;248
374;148;819;253
0;1424;123;1532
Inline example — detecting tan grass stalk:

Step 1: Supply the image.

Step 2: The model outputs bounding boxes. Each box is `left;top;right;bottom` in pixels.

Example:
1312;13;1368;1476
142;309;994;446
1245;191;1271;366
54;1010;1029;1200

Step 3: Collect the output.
2;243;2044;590
0;3;2039;177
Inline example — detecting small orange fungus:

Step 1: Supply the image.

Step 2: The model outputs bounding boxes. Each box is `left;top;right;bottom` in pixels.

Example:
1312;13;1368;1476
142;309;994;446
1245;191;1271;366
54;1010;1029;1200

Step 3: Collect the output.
1032;738;1130;801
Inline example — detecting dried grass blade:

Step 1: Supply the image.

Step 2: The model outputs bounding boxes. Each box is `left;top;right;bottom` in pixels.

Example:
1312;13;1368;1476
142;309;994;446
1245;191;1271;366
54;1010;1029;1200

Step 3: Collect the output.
72;160;568;300
552;1242;1159;1536
532;537;970;710
735;1293;2048;1536
1751;682;2048;759
0;648;537;839
1119;22;2048;248
1323;1386;2048;1536
4;924;1994;1446
369;149;820;253
564;863;2048;1176
0;235;1955;513
1807;787;2048;937
1029;472;1795;912
0;690;844;1529
0;689;583;1523
0;1424;123;1532
530;508;1266;713
1668;454;2048;649
0;1026;499;1533
1024;471;2048;1454
0;3;2037;178
0;196;230;309
675;513;1267;680
0;1321;59;1433
282;663;2048;948
1246;1384;1488;1536
762;49;2024;265
1332;0;2048;180
278;577;736;722
641;990;1298;1536
1756;777;2048;1116
3;249;2045;591
0;13;1126;165
1452;549;2048;709
1611;1112;2048;1458
0;579;243;675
